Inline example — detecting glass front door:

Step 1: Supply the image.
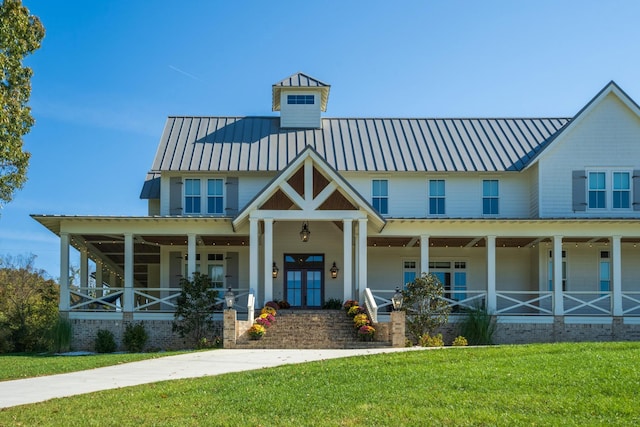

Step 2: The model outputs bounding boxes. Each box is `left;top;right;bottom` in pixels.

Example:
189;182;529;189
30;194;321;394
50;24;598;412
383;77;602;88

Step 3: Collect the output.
284;254;324;308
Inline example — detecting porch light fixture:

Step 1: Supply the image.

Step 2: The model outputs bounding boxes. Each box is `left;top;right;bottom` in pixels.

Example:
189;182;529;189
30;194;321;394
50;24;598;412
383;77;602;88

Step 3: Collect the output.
300;222;311;242
272;262;279;279
224;287;235;310
391;286;404;311
330;262;339;279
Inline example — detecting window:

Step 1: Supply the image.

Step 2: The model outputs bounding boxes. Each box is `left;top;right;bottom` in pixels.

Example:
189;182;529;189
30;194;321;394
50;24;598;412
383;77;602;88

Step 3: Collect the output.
207;179;224;214
208;254;224;288
429;260;467;301
429;179;445;215
403;260;418;286
548;250;567;291
588;172;606;209
599;251;610;292
372;179;388;214
482;180;499;215
287;94;314;105
613;172;630;209
184;179;201;214
184;178;224;215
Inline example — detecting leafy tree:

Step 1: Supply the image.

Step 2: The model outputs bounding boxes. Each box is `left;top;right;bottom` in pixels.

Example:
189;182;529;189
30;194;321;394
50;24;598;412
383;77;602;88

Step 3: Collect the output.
402;272;451;342
0;254;58;352
172;272;219;347
0;0;45;205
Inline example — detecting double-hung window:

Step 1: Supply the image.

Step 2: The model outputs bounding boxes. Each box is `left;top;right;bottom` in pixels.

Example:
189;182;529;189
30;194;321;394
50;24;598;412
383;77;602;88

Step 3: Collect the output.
184;178;224;214
599;251;610;293
482;180;499;215
613;172;630;209
588;172;606;209
184;179;201;214
372;179;388;215
429;179;445;215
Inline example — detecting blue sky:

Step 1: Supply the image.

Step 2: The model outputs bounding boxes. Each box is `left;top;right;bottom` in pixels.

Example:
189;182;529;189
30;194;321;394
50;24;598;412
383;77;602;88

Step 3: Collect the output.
2;0;640;279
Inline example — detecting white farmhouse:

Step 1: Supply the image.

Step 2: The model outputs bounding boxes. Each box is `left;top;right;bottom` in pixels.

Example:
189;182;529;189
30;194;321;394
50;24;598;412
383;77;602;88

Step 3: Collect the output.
33;72;640;348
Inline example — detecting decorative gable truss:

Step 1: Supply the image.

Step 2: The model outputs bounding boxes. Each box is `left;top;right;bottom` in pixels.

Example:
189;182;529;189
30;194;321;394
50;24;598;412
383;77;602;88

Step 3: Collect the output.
232;146;385;230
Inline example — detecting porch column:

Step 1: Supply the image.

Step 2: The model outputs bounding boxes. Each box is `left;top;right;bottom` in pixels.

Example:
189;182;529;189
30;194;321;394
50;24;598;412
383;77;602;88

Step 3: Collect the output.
249;218;259;304
80;248;88;287
420;235;429;274
612;235;623;316
187;233;197;277
486;235;496;313
553;235;564;315
263;218;273;304
59;232;70;311
343;219;353;301
358;218;368;295
124;233;134;312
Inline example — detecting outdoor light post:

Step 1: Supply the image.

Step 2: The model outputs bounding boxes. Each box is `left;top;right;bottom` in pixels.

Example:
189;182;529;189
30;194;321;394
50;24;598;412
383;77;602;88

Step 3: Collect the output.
390;286;405;348
272;262;279;279
391;286;404;311
300;222;311;242
330;262;339;279
224;287;235;310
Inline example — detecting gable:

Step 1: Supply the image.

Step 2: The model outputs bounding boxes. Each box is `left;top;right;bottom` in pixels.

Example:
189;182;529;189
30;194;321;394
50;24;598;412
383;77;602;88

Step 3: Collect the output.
232;146;384;230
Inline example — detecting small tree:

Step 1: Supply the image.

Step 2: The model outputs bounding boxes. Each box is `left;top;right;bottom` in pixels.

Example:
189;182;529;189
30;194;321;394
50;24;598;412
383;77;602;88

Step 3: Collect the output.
402;273;451;342
172;272;219;347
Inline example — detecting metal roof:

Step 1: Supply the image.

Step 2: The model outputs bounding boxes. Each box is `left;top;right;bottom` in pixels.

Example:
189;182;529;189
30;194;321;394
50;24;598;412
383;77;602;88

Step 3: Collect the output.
141;116;569;198
272;72;331;112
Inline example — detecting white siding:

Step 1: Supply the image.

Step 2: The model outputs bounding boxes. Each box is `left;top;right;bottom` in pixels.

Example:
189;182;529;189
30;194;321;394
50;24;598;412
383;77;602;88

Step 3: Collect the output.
238;175;274;211
538;93;640;218
529;163;539;217
280;92;322;129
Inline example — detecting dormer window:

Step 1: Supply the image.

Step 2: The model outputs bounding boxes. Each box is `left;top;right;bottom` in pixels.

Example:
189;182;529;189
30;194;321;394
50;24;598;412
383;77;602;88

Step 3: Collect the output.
287;94;315;105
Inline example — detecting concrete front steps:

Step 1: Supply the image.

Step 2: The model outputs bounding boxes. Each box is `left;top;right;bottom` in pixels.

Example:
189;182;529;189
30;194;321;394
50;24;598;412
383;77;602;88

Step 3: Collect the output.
234;309;391;349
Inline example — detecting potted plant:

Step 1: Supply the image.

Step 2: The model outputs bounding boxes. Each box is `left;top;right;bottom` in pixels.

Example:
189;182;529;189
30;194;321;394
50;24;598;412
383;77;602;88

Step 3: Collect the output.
248;324;266;340
357;325;375;341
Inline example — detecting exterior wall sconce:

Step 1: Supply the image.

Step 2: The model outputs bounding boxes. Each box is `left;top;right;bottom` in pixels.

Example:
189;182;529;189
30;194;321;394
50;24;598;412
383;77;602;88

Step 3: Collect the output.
330;262;339;279
272;262;279;279
391;286;404;310
224;287;235;310
300;222;311;242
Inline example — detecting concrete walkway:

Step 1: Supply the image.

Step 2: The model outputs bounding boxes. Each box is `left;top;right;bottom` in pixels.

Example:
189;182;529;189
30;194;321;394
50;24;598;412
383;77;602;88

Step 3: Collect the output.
0;347;424;409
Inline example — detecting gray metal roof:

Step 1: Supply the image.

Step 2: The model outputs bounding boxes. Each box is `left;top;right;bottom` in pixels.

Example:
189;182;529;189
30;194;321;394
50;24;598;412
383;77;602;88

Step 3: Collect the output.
272;72;331;112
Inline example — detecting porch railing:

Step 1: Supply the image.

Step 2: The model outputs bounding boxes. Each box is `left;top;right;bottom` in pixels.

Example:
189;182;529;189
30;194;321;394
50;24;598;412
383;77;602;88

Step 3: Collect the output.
622;292;640;316
441;291;487;312
134;288;181;311
496;291;553;315
563;291;612;316
70;287;123;311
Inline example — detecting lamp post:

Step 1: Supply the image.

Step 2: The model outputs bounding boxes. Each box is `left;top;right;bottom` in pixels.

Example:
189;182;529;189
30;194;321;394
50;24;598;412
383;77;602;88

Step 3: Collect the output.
391;286;404;311
224;287;235;310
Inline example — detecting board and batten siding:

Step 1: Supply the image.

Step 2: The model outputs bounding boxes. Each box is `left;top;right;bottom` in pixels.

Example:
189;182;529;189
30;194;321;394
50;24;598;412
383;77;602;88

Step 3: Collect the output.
538;93;640;218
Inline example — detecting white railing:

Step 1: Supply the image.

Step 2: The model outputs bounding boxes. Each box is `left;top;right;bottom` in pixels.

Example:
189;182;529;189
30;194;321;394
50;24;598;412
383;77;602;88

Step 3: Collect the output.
133;288;181;311
70;287;123;311
622;292;640;316
247;293;255;324
496;291;553;315
364;288;379;323
441;291;487;312
563;291;612;315
214;288;252;313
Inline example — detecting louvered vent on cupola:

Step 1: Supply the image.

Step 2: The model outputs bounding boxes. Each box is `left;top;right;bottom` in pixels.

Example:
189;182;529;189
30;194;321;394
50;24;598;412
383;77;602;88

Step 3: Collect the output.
272;72;330;129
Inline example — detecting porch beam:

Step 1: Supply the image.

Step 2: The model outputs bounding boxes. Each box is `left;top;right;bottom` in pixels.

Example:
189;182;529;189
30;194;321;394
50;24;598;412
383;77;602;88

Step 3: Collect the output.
406;237;418;247
553;235;564;315
466;237;483;248
612;235;622;316
249;218;259;304
279;181;307;210
486;236;496;313
250;210;367;221
310;182;338;210
263;218;273;304
526;237;544;248
343;219;353;302
59;232;70;311
304;157;313;203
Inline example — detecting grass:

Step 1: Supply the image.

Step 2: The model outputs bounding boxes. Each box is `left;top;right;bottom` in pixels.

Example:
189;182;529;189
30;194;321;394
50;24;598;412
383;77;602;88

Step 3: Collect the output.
1;342;639;426
0;351;187;382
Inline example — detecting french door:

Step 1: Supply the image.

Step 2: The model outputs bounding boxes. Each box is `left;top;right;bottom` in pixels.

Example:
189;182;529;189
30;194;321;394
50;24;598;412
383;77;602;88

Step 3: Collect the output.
284;254;324;308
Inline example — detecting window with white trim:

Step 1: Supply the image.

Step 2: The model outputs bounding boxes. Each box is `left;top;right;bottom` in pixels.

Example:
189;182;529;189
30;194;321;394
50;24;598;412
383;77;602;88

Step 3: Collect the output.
208;254;224;288
429;260;467;301
372;179;388;215
402;260;418;287
184;178;224;215
599;251;610;292
429;179;445;215
287;94;314;105
588;172;606;209
548;250;567;291
482;180;499;215
613;172;631;209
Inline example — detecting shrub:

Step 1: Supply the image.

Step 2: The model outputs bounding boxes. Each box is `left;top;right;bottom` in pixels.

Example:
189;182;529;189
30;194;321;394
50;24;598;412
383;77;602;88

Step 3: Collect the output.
95;329;117;353
172;272;219;347
197;336;222;349
49;315;72;353
419;333;444;347
402;273;451;342
322;298;343;310
123;322;148;353
452;336;468;346
458;305;496;345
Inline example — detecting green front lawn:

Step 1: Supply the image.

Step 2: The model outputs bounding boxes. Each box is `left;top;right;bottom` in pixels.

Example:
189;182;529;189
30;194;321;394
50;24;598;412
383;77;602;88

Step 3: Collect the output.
0;352;186;381
1;342;639;426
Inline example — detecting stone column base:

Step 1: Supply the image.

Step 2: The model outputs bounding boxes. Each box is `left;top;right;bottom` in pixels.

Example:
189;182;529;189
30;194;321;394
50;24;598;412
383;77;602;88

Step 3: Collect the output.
390;311;406;348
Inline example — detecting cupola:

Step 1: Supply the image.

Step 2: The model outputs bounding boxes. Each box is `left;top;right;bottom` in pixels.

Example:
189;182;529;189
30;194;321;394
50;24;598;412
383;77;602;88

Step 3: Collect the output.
272;72;330;129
